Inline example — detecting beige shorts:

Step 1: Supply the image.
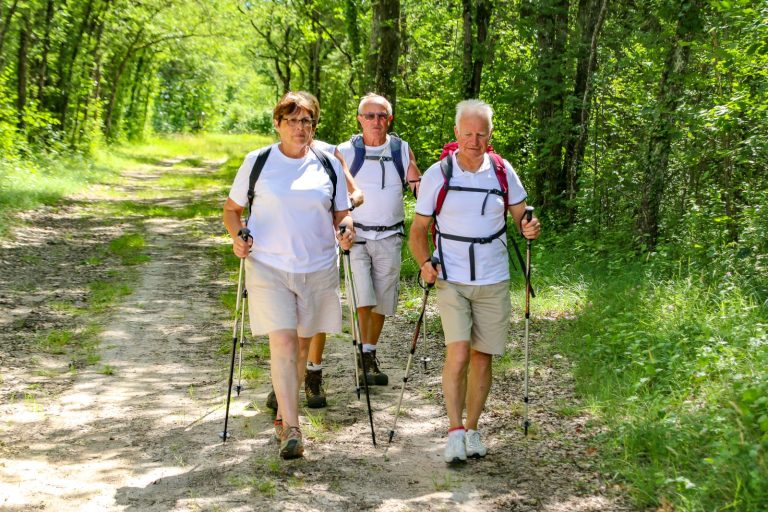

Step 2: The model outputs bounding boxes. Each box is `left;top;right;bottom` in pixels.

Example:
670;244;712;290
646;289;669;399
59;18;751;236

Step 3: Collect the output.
244;258;342;338
435;279;511;355
349;236;402;316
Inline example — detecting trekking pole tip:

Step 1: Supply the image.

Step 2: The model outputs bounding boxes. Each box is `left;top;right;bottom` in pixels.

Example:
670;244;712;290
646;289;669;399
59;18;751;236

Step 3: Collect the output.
388;430;395;443
219;431;229;441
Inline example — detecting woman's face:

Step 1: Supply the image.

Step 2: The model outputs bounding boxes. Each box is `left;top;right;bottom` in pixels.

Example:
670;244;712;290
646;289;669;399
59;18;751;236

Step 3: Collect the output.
273;107;315;147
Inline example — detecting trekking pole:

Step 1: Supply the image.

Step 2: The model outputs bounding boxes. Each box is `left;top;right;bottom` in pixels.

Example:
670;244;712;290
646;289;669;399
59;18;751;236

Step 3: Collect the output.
386;257;439;449
340;224;377;447
235;287;248;396
342;248;362;399
522;206;534;436
220;227;251;442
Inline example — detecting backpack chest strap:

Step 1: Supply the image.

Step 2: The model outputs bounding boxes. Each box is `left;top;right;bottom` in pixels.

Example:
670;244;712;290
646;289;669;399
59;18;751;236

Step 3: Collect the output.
435;224;507;281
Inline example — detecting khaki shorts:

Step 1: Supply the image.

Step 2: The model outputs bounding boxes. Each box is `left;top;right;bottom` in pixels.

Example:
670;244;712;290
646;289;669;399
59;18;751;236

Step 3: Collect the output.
244;258;342;338
349;236;402;316
435;279;511;355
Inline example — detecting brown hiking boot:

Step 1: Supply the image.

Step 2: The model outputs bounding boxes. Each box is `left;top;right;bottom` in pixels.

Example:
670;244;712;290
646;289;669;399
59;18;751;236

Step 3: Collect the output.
279;426;304;459
265;388;278;411
358;350;389;386
304;368;327;408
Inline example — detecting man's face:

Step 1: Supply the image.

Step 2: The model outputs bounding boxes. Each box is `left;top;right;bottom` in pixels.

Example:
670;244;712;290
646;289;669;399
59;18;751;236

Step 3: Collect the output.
357;101;392;141
454;114;491;159
274;108;315;146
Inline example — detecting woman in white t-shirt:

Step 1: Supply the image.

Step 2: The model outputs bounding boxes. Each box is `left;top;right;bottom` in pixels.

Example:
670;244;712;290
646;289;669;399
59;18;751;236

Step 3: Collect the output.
223;91;355;460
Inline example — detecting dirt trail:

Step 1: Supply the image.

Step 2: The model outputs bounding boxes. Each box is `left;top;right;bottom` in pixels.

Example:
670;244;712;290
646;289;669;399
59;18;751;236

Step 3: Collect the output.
0;156;631;511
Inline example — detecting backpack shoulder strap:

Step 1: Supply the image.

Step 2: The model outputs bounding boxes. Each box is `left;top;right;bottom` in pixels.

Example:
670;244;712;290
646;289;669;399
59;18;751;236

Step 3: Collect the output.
309;146;338;211
349;135;365;177
247;147;272;211
389;135;406;186
488;152;508;210
434;154;454;217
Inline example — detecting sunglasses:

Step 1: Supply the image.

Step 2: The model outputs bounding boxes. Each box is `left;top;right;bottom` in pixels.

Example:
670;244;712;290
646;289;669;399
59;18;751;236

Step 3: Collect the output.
360;112;389;121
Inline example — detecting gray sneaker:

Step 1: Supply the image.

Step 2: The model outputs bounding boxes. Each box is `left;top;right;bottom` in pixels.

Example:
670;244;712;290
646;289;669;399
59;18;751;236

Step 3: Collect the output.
444;431;467;464
465;429;487;458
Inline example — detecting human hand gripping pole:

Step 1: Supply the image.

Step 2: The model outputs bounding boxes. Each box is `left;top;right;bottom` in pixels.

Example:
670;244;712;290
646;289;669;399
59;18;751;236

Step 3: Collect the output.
339;224;377;447
386;257;439;452
522;206;534;437
220;227;252;442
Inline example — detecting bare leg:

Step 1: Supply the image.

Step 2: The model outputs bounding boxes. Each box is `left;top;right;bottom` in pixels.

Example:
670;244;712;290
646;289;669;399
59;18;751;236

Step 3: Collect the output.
358;306;385;345
465;349;493;430
271;329;310;427
442;341;471;429
308;332;326;365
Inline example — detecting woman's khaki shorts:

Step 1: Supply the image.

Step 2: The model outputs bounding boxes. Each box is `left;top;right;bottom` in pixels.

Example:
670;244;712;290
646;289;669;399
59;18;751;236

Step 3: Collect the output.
435;279;511;355
349;236;402;316
244;258;342;338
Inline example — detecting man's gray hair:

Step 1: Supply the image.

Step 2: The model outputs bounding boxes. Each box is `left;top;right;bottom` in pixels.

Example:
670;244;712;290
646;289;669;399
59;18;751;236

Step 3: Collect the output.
358;93;393;116
455;99;493;132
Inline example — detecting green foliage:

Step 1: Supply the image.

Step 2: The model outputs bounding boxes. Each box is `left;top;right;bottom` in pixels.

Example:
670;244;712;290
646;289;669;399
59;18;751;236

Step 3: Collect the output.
543;233;768;510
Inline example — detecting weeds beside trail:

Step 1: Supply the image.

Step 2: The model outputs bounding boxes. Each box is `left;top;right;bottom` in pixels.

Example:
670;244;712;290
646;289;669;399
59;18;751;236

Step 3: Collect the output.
0;134;632;511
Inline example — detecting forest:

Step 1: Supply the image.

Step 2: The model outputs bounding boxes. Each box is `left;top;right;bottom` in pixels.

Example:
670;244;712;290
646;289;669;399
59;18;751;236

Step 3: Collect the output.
0;0;766;510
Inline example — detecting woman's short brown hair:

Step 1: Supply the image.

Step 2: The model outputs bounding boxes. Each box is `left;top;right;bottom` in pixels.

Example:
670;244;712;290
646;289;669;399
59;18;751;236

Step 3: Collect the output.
273;91;320;126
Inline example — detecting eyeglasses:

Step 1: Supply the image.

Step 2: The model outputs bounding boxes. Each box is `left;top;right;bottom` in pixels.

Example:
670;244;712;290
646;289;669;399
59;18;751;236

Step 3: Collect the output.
360;112;389;121
281;117;315;128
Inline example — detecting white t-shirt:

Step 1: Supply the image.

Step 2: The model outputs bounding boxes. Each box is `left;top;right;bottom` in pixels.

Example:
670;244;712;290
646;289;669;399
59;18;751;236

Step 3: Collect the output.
415;151;527;285
229;143;350;273
337;135;411;240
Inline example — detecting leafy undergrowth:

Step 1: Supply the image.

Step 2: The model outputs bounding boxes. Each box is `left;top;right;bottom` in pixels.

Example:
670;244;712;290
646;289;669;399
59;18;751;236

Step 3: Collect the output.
539;233;768;511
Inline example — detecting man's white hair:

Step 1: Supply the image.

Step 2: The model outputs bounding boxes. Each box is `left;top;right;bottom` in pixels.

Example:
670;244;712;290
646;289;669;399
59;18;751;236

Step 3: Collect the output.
455;99;493;132
358;93;393;116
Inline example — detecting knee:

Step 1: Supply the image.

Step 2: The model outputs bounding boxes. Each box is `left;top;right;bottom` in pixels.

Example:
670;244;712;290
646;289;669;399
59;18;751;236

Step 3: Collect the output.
445;347;470;374
470;350;493;373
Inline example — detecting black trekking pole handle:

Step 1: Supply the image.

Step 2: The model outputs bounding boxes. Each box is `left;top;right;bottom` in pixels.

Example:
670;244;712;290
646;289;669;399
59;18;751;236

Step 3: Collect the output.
237;227;252;243
339;224;351;254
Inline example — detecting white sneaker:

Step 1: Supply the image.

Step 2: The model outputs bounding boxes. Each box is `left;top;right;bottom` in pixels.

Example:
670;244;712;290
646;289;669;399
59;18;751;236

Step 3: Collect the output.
465;429;487;458
444;431;467;464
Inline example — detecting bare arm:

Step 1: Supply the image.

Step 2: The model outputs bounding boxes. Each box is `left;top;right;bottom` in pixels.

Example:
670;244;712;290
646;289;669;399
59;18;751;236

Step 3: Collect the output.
223;198;252;258
408;213;438;283
335;147;364;208
333;209;355;250
406;147;421;197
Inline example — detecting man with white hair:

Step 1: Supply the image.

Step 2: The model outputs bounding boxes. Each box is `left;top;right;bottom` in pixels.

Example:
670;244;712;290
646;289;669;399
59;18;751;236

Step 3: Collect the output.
409;99;541;464
337;93;421;385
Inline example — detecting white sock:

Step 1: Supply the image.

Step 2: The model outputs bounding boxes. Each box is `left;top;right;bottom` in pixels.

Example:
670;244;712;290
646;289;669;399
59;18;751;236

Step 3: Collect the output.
448;427;466;439
362;344;376;353
306;361;322;371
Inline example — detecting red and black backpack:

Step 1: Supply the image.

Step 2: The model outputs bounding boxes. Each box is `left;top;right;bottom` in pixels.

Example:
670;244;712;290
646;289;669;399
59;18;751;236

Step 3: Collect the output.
431;142;532;295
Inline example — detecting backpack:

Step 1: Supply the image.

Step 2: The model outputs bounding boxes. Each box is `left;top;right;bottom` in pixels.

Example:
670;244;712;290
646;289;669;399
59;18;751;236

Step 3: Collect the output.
432;142;533;295
246;146;337;221
348;134;406;190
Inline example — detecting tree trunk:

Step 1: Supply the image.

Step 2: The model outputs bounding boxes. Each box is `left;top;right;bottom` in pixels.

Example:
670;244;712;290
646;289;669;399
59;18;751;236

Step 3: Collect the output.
561;0;609;221
462;0;493;99
0;0;20;63
533;0;569;215
308;7;322;101
367;0;400;111
35;0;55;105
637;0;701;250
16;13;29;130
55;0;94;131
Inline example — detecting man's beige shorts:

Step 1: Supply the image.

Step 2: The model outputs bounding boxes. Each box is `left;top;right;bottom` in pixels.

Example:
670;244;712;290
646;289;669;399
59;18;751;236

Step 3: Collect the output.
245;258;342;338
435;279;511;355
349;236;402;316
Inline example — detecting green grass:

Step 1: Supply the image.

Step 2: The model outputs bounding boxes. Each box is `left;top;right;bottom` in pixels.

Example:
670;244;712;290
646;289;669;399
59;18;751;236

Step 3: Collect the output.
535;236;768;511
109;233;151;265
